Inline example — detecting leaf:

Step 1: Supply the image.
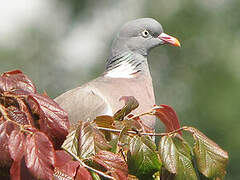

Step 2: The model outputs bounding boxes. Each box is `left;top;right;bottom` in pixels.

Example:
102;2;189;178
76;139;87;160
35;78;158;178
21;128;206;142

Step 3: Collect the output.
160;168;175;180
94;115;115;129
113;96;139;121
75;166;93;180
184;127;229;179
78;123;111;158
153;105;182;135
159;136;197;180
90;171;101;180
54;150;74;167
61;125;81;158
118;126;132;146
127;136;162;178
5;89;31;96
0;166;11;179
0;70;36;93
93;150;128;180
27;93;70;147
0;121;15;166
0;92;20;108
6;106;30;125
10;160;21;180
62;121;111;159
127;174;139;180
126;114;153;133
17;98;34;126
29;93;69;135
8;130;25;161
25;131;55;180
10;157;35;180
54;150;80;180
94;115;115;140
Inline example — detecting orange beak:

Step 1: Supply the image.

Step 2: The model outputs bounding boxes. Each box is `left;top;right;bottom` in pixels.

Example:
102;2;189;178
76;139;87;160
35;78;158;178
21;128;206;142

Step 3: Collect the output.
158;33;181;47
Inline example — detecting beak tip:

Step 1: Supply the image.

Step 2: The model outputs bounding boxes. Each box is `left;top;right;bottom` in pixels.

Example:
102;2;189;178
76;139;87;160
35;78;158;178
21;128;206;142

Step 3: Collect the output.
158;33;181;48
175;40;181;47
171;37;181;47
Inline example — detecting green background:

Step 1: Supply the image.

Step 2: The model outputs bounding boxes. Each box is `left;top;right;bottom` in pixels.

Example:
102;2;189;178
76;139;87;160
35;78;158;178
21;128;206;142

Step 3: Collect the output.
0;1;239;179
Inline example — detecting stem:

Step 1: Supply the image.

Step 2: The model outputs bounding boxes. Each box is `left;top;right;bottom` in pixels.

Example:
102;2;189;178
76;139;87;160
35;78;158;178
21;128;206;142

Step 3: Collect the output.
128;111;154;120
119;148;127;163
97;126;185;137
65;149;115;180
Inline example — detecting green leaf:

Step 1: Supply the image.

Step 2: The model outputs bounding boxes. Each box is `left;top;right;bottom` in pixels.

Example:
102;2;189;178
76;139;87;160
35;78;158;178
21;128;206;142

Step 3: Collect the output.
94;115;115;141
160;167;175;180
78;122;111;159
185;127;229;179
90;171;101;180
61;123;81;158
113;96;139;121
127;136;162;178
62;121;111;159
94;115;115;129
159;136;197;180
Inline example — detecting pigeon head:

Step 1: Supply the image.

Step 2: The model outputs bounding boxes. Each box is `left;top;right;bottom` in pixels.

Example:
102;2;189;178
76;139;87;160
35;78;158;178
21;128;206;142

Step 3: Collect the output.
106;18;181;78
112;18;180;56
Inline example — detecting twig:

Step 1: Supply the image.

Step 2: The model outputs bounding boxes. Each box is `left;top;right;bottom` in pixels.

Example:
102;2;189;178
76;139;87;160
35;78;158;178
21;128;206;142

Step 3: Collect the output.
119;148;127;163
65;149;115;180
96;126;185;137
127;111;154;120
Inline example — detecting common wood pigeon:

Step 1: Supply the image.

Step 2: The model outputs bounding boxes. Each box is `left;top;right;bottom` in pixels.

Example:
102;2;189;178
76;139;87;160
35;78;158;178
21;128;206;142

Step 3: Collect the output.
55;18;180;130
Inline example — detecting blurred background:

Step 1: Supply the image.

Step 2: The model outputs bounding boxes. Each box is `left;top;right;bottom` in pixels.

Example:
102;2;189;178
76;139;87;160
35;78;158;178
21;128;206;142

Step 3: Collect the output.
0;0;239;179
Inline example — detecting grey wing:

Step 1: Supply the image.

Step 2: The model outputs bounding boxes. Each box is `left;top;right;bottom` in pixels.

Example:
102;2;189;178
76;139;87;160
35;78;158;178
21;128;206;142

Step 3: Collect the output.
54;85;111;125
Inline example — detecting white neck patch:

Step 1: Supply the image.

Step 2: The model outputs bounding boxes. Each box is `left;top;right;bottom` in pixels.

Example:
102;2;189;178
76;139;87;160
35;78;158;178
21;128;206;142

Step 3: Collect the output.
104;61;138;78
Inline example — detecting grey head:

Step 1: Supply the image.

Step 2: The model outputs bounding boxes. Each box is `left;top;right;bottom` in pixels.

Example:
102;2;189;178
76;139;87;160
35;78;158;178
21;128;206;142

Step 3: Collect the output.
105;18;180;77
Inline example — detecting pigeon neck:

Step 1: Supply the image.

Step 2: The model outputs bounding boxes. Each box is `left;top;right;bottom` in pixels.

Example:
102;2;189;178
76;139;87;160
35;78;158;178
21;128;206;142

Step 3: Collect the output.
104;51;151;78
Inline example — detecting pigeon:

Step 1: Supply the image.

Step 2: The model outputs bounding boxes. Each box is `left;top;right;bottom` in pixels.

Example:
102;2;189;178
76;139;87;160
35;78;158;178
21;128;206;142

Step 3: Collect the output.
55;18;180;130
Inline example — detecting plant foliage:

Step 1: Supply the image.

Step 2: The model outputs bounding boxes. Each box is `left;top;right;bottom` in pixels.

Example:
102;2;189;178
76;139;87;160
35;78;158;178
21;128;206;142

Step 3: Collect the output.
0;70;228;180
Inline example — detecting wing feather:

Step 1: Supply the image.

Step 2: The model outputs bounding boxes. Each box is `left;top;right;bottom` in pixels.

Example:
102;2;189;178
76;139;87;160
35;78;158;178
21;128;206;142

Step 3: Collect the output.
54;85;111;125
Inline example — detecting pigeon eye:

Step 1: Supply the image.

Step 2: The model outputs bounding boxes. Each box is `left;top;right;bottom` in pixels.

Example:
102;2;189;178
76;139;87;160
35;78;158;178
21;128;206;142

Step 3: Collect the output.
142;30;150;38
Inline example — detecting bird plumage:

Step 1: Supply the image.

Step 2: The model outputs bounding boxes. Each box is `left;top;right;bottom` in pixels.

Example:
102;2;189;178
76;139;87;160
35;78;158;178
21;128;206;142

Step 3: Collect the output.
55;18;180;130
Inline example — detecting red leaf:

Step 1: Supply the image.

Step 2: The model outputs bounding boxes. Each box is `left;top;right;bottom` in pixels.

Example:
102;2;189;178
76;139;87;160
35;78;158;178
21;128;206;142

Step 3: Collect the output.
0;92;20;107
23;126;38;134
27;94;70;147
6;106;30;125
153;105;182;135
8;130;26;161
75;166;93;180
17;98;34;126
93;150;128;180
10;160;21;180
10;157;35;180
54;150;79;179
0;70;36;93
25;131;55;180
55;150;73;167
0;121;15;166
4;89;30;96
0;92;33;125
127;114;154;133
